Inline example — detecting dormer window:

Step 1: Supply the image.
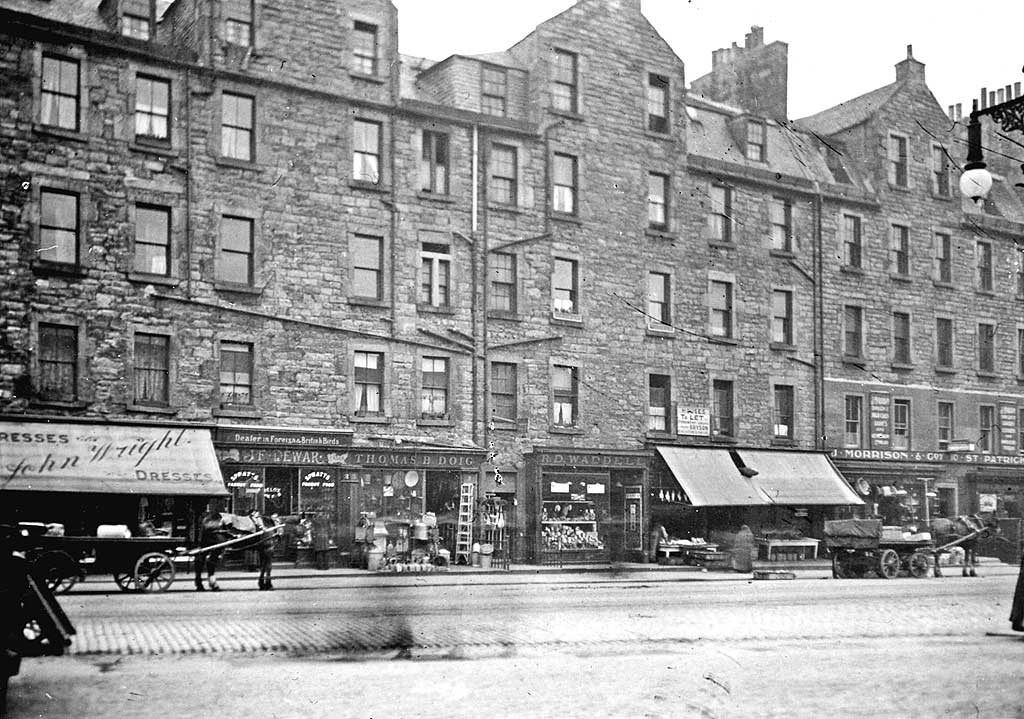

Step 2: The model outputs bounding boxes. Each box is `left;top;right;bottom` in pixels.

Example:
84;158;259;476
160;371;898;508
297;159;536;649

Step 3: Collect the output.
745;119;766;161
122;0;151;40
224;0;253;47
481;65;507;117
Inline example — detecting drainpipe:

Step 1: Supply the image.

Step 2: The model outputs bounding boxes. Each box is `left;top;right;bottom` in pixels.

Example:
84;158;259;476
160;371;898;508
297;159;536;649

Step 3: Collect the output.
470;124;480;446
812;182;825;450
184;67;193;299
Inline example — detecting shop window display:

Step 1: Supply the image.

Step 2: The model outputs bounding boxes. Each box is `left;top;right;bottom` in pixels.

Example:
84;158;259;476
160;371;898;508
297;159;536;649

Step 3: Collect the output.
540;475;609;560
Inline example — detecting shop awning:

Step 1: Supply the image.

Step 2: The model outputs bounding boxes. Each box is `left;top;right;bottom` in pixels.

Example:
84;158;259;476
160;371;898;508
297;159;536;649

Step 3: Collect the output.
1;422;227;496
737;449;863;506
656;446;862;507
655;447;765;506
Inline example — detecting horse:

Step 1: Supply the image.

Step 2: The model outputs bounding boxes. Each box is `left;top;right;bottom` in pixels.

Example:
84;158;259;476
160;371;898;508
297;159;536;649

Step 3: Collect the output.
194;511;281;591
929;514;998;578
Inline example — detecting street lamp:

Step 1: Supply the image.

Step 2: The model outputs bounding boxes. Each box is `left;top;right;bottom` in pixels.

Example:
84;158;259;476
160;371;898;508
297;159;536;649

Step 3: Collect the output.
959;89;1024;203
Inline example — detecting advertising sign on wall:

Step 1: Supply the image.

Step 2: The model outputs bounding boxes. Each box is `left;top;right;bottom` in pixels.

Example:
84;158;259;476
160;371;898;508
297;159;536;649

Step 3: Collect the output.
677;407;710;436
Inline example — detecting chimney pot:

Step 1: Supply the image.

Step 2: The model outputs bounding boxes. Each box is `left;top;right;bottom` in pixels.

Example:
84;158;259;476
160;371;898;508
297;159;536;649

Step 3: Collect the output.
906;44;913;59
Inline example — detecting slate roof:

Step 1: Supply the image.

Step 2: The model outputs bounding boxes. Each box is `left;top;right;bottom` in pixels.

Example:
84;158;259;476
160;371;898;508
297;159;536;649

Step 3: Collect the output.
0;0;107;30
797;83;898;136
686;96;848;187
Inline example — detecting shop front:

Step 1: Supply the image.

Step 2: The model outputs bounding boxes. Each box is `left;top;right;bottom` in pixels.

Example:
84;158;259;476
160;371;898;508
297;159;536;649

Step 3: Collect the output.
214;426;486;568
830;448;1024;525
651;446;862;563
523;448;649;564
0;419;227;541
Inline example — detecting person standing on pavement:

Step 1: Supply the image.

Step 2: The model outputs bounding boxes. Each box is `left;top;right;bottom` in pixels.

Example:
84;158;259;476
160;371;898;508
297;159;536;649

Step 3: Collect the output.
1011;551;1024;632
312;512;331;570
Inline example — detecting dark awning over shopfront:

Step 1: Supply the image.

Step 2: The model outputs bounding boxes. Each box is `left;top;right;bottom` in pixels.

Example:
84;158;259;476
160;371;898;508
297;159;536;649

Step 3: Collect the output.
656;447;861;507
1;421;227;496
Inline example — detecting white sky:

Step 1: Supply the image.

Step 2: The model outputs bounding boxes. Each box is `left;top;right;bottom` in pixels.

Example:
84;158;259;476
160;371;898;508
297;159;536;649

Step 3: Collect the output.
391;0;1024;120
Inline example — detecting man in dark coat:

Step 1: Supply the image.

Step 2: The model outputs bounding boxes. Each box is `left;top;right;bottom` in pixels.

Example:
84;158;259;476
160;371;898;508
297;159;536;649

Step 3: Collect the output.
1011;553;1024;632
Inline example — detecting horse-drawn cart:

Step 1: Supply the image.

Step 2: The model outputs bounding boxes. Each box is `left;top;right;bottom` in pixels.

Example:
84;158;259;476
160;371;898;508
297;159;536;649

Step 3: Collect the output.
825;519;932;579
24;521;283;593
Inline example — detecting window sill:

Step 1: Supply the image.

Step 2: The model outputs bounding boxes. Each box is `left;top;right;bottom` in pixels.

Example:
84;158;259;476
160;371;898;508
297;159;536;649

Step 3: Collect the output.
214;156;260;171
417;417;454;428
30;399;87;410
487;310;522;322
214;281;262;296
32;261;87;278
549;425;584;436
770;438;797;447
643;129;672;141
976;289;997;298
491;421;521;433
129;140;177;158
842;355;866;368
548;108;584;122
214;406;261;418
769;342;796;352
488;202;522;214
976;370;998;380
934;366;957;375
127;272;178;287
350;180;388;193
708;336;738;346
548;212;582;225
646;324;675;338
887;183;911;192
550;312;583;328
416;190;455;203
710;435;738;445
417;303;455;315
644;430;674;441
840;265;864;275
889;273;912;284
707;239;734;249
33;123;88;143
933;280;955;290
127;403;177;415
769;249;796;259
348;296;388;309
349;414;390;424
645;228;676;240
890;362;914;371
350;71;385;85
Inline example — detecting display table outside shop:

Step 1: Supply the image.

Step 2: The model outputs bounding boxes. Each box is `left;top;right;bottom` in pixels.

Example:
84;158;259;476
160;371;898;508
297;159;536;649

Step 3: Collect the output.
657;542;722;566
757;537;819;561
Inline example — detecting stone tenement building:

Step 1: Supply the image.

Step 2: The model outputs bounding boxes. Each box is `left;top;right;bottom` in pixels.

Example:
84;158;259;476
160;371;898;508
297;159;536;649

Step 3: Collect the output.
2;0;1022;566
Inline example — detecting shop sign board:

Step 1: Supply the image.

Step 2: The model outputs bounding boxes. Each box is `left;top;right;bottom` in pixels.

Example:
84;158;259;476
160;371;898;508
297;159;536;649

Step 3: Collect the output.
216;447;483;468
536;451;647;468
869;392;891;449
215;427;353;448
676;406;710;436
831;448;1024;466
999;403;1018;454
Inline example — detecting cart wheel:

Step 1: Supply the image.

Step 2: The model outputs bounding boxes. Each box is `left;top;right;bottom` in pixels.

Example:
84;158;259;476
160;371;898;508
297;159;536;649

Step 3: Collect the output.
134;552;175;592
908;551;930;578
113;571;137;592
831;554;847;579
878;549;900;579
32;550;81;594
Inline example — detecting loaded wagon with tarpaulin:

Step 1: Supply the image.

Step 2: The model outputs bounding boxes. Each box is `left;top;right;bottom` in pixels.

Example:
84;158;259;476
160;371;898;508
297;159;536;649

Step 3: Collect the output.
824;518;933;578
0;420;230;591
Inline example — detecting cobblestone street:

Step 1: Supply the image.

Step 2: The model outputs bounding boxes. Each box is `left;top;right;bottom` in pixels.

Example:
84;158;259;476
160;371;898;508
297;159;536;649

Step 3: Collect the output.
6;566;1023;718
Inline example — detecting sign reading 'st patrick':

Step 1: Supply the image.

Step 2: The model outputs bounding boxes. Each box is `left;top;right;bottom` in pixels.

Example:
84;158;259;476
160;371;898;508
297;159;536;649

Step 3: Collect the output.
0;422;226;496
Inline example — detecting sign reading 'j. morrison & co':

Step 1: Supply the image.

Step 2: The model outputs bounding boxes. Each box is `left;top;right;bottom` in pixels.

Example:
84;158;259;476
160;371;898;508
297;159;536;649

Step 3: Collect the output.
830;448;1024;466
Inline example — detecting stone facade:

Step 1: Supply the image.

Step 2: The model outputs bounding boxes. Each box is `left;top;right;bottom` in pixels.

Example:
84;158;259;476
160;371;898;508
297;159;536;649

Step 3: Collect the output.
2;0;1023;563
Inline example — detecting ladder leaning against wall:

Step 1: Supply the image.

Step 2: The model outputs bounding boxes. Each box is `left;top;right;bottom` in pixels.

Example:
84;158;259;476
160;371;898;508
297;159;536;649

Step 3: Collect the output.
455;482;475;565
